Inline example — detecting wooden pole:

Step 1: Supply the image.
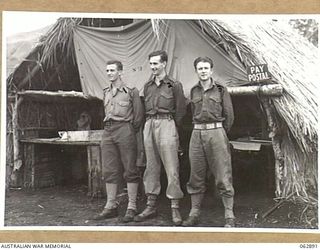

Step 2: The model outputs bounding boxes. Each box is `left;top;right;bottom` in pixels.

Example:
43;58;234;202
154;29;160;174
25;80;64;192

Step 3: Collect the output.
16;84;283;102
262;192;295;218
227;84;283;96
261;97;284;198
12;95;24;172
17;90;100;100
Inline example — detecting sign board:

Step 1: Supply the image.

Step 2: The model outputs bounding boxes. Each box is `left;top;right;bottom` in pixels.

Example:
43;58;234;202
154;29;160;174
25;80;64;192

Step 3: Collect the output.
246;64;271;83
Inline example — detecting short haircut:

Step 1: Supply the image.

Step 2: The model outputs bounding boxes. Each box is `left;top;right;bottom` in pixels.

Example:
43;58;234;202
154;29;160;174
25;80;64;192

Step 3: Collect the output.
148;50;168;63
193;57;214;70
106;60;123;71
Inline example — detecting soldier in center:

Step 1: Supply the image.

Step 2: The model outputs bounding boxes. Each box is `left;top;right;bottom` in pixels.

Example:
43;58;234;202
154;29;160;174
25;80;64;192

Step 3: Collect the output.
134;50;186;226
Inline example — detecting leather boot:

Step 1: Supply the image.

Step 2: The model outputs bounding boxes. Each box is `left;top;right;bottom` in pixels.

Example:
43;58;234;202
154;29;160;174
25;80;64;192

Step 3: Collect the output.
122;183;139;223
93;183;118;220
171;199;182;226
182;215;200;226
93;207;118;220
222;196;235;227
182;193;204;227
134;194;157;222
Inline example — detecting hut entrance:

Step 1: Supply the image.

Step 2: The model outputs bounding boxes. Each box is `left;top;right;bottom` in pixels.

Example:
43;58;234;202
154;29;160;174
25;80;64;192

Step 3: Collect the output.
230;95;275;195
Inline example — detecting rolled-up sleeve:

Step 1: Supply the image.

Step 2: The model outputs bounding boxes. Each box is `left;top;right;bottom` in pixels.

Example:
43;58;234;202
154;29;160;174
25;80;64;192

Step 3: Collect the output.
132;88;144;131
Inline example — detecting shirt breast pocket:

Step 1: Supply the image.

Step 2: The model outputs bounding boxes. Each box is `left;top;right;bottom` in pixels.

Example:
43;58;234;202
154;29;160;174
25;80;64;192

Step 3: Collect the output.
114;100;130;117
191;97;203;115
158;91;174;110
208;94;222;115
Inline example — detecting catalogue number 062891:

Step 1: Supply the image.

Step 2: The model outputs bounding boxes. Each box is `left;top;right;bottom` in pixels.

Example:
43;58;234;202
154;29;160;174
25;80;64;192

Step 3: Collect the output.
300;244;318;249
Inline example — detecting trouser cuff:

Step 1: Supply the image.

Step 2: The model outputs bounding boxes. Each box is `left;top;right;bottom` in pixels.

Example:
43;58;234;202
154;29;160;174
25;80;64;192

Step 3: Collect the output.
225;209;235;219
189;208;200;217
171;199;180;209
146;194;157;207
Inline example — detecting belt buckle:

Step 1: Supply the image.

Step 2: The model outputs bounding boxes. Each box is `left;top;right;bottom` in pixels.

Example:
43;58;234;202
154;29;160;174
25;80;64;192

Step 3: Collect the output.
209;123;217;129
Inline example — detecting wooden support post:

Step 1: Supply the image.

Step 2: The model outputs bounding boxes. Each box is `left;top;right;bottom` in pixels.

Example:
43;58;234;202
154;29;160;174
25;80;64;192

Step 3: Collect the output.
87;146;92;197
87;145;104;197
12;95;24;174
261;97;284;198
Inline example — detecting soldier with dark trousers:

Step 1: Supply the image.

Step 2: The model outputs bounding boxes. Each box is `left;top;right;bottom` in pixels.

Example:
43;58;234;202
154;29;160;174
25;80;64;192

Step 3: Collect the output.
182;57;235;228
134;50;186;226
93;60;144;223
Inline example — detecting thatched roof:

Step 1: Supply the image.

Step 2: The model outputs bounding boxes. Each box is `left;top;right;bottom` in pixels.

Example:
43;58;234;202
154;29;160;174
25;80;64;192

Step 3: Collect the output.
7;17;318;204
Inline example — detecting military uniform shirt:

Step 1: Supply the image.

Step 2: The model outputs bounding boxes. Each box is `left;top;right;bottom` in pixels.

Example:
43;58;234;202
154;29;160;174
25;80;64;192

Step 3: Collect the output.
190;80;234;132
143;75;186;126
103;84;144;130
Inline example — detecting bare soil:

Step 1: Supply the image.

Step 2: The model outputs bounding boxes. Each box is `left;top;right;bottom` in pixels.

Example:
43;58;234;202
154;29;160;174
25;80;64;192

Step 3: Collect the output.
4;184;318;230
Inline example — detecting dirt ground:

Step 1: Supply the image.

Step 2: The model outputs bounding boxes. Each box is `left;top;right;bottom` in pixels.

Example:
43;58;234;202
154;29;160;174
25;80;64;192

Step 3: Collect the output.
5;184;318;230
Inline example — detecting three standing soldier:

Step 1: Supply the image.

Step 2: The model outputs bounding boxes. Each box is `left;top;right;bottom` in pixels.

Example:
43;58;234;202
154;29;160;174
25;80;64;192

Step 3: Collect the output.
95;55;235;228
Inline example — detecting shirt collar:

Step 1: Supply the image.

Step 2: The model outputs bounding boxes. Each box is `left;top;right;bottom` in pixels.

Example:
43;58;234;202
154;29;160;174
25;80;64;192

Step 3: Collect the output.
110;83;128;96
147;75;170;86
196;78;216;91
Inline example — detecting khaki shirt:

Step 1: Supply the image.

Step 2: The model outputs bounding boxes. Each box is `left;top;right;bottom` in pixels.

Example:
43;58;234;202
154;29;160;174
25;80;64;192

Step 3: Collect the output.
103;84;144;130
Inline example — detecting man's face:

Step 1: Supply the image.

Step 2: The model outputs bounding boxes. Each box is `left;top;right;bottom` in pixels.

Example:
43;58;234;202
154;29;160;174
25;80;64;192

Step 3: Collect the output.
149;55;166;76
106;64;121;82
195;61;213;81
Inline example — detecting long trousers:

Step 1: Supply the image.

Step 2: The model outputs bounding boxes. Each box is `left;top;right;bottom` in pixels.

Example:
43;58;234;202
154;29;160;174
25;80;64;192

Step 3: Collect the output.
187;128;234;198
143;118;184;199
100;122;139;183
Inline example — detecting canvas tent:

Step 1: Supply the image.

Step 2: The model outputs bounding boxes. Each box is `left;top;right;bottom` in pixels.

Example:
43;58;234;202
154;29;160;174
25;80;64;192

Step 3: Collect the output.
6;18;318;207
72;19;249;99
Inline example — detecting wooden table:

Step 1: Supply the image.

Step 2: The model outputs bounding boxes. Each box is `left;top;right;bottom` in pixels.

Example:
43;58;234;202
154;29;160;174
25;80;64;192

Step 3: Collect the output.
20;137;105;197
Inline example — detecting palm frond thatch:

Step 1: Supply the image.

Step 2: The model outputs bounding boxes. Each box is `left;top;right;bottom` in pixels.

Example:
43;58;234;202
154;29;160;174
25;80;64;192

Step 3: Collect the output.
39;18;82;68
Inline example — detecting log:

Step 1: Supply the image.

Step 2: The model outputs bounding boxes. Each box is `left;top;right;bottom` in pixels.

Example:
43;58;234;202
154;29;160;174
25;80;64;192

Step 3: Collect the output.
17;90;94;99
262;192;295;219
227;84;283;96
16;84;283;102
12;95;24;172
